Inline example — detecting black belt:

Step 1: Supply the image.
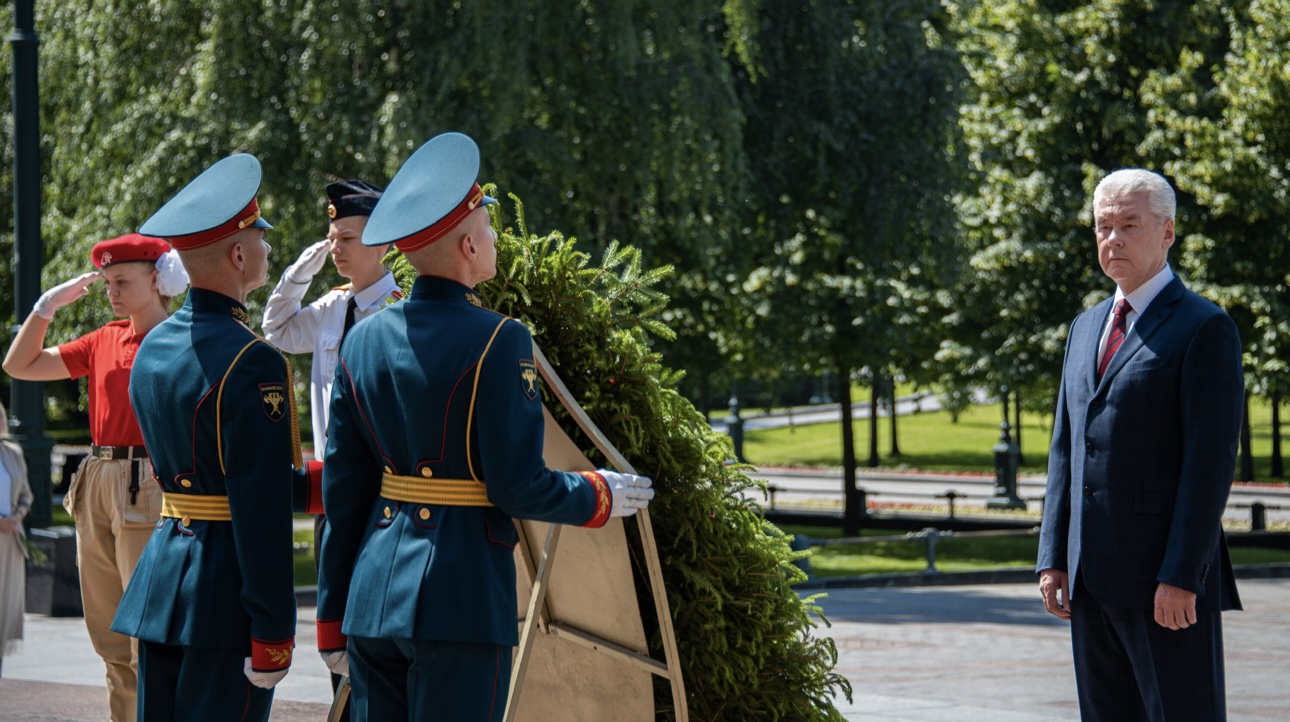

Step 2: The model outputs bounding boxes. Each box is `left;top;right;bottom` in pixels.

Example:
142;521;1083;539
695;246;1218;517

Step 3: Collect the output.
91;445;148;460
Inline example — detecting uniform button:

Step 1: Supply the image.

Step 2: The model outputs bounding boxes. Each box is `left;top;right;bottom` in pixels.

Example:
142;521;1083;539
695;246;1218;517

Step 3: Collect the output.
420;468;433;478
1083;487;1093;496
181;515;191;526
1085;442;1094;453
383;506;392;519
418;508;431;521
180;479;193;488
383;466;392;474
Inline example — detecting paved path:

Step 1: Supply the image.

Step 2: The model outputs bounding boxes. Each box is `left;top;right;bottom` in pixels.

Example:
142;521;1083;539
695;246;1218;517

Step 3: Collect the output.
4;579;1288;721
752;466;1290;527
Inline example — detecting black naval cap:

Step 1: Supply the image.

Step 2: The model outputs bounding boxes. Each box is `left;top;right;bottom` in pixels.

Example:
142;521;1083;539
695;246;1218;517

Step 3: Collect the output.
326;180;384;221
361;132;497;252
139;154;273;250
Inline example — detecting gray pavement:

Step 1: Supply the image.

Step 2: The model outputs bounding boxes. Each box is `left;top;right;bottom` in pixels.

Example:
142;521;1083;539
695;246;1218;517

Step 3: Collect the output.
4;578;1289;720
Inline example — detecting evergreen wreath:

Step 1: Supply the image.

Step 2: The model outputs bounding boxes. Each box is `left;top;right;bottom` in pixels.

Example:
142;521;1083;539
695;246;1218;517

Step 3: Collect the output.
388;192;851;721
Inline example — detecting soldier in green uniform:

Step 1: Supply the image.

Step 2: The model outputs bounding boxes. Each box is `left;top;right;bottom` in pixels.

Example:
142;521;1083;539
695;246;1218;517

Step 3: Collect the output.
112;154;323;722
315;132;654;721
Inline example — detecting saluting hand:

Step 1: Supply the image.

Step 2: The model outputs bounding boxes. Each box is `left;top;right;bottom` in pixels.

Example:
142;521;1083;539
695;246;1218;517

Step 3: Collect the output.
33;272;101;320
285;239;333;283
598;470;655;518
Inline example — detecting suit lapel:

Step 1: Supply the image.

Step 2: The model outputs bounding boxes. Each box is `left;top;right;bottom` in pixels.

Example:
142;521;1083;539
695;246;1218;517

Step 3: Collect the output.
1081;298;1114;395
1096;277;1184;392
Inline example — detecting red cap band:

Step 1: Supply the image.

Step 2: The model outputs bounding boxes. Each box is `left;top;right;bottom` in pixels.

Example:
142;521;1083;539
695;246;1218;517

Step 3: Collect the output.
167;198;263;250
393;184;486;253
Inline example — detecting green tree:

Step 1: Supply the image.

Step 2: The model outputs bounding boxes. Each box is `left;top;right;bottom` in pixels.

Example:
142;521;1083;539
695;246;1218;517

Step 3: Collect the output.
18;0;762;429
944;0;1235;436
735;0;967;532
1141;0;1290;480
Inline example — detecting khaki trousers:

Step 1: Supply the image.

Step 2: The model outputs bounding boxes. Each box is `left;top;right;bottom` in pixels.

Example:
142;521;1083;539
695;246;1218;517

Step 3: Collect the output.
64;456;162;722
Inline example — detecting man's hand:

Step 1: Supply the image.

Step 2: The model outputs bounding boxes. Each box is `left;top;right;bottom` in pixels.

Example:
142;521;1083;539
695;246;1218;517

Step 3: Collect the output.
243;657;289;688
1039;568;1071;621
321;650;349;676
1154;582;1197;630
285;239;333;283
597;470;654;518
33;272;100;319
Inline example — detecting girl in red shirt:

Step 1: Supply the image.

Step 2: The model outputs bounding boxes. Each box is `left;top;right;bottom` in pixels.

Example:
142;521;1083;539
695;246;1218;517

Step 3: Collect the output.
2;233;187;722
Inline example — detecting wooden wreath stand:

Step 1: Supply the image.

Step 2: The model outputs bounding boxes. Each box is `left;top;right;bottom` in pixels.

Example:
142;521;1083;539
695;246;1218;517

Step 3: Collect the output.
502;345;688;722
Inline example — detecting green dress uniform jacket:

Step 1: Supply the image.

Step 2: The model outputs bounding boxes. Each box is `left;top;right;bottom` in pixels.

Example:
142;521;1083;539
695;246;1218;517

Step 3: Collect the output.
316;275;611;652
113;288;321;670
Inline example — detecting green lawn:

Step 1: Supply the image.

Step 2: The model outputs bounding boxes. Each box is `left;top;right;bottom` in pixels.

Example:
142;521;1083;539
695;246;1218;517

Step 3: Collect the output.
776;525;1290;577
744;395;1290;481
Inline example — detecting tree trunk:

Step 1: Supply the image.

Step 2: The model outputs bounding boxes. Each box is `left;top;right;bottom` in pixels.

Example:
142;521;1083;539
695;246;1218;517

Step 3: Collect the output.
888;376;901;457
1013;387;1025;466
1272;391;1283;478
867;381;880;468
839;367;862;536
1240;391;1255;482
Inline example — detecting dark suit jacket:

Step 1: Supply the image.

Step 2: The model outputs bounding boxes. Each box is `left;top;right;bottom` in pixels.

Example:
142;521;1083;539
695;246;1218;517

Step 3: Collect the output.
1037;276;1243;612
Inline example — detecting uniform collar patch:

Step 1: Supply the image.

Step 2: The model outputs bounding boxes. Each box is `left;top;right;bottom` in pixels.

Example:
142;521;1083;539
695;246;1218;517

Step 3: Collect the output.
466;292;483;308
231;306;251;325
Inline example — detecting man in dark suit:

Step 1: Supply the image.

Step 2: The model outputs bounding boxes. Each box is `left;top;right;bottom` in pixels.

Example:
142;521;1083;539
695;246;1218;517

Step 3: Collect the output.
1038;168;1243;721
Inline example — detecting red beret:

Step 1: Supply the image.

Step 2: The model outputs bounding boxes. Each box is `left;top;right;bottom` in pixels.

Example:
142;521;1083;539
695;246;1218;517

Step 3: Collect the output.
90;233;172;269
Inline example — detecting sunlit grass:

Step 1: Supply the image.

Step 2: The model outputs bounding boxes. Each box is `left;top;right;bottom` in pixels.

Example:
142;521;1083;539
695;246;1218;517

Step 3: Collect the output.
743;396;1290;482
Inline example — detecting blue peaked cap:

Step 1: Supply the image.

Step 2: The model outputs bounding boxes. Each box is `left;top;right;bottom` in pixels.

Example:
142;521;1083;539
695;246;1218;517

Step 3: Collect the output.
140;153;273;250
362;132;497;250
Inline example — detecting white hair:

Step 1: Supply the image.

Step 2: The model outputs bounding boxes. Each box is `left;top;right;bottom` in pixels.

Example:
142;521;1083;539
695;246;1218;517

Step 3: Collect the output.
1093;168;1176;223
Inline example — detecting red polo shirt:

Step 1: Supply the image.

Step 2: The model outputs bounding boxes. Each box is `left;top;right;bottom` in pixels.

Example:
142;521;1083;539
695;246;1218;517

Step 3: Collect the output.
58;320;147;447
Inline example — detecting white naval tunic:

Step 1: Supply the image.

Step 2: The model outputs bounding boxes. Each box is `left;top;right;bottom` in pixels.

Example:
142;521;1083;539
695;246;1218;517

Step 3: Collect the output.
262;271;402;456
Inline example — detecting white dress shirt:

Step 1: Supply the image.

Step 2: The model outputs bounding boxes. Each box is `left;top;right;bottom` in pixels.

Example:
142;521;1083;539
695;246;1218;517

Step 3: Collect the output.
262;271;402;456
1098;264;1175;362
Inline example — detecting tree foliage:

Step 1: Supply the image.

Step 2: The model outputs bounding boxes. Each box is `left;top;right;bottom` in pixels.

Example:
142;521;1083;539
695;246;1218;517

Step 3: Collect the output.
944;0;1235;411
1140;0;1290;397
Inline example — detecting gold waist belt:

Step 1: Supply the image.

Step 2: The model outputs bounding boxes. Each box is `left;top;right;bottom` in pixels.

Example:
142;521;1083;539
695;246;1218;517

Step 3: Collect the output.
161;493;233;522
380;473;493;507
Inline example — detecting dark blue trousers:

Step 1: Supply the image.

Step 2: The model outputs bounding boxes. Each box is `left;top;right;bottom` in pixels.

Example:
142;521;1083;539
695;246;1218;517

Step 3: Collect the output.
138;640;273;722
1071;578;1227;721
349;636;511;722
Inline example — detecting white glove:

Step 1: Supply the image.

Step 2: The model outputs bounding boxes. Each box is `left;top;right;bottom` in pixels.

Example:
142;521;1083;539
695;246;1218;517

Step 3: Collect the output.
598;470;654;518
321;650;350;676
285;239;332;283
33;272;100;319
243;657;289;688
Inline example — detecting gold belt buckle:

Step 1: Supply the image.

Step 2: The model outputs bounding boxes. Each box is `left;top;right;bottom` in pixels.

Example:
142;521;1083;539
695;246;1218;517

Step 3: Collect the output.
97;446;114;460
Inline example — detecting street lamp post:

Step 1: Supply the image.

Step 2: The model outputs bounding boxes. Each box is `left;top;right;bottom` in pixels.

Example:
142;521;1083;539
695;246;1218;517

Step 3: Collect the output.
724;382;745;463
8;0;54;528
987;385;1026;511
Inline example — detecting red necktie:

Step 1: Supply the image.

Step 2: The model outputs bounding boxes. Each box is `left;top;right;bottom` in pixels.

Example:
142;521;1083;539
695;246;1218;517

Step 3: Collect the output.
1097;298;1132;382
